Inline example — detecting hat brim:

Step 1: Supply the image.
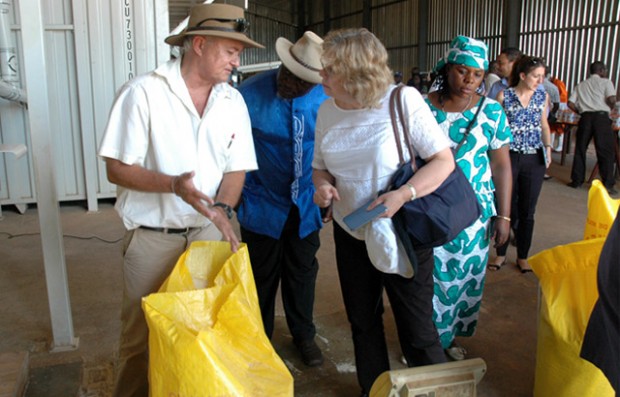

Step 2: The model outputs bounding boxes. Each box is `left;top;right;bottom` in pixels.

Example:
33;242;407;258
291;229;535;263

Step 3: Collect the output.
165;29;265;49
275;37;322;85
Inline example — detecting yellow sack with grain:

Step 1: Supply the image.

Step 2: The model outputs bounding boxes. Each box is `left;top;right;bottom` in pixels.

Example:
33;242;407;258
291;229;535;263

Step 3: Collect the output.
529;238;615;397
143;241;293;397
583;180;620;240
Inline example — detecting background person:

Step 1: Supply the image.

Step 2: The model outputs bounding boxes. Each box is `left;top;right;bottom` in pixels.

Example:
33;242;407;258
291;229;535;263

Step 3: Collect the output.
566;61;618;195
549;73;569;152
425;36;512;360
236;31;328;367
484;60;501;95
97;4;263;396
312;28;452;396
542;65;560;180
487;47;522;100
491;56;552;274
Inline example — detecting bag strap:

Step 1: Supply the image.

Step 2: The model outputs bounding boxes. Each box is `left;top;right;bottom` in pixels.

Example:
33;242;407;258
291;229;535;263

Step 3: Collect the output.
390;87;486;170
455;96;486;152
389;84;418;171
389;84;406;164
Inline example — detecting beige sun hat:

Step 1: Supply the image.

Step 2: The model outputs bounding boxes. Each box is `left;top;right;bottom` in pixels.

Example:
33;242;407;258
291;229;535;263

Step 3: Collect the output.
275;31;323;84
165;3;264;49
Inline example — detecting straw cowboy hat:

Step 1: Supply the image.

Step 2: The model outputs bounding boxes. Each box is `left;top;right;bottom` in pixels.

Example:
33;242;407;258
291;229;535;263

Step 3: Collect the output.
276;31;323;84
165;3;264;49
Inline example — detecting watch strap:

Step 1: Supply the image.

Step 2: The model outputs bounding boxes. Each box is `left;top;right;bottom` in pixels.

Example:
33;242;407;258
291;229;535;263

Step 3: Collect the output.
212;202;233;219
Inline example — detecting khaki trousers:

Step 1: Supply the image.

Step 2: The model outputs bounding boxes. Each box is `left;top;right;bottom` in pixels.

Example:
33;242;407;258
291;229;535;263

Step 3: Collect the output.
113;225;222;397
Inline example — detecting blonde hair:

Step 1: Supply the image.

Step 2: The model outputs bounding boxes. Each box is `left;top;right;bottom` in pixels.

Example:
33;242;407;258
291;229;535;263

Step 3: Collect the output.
321;28;393;108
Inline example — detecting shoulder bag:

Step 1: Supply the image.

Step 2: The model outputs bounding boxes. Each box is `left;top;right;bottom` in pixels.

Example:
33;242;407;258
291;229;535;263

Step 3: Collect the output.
386;85;482;273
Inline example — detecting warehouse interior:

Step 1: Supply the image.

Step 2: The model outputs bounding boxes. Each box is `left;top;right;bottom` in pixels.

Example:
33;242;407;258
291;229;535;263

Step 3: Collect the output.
1;0;619;396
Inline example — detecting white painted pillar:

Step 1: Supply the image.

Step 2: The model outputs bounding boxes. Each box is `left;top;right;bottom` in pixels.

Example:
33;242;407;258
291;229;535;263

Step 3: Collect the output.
18;0;78;351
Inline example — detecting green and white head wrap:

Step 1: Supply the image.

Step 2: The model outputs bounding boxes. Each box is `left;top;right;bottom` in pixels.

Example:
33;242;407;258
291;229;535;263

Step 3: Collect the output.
433;35;489;73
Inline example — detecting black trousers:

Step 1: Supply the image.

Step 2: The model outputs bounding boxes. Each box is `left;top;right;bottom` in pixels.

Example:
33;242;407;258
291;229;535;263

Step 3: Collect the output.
240;207;319;342
570;111;615;188
496;151;546;259
333;222;446;393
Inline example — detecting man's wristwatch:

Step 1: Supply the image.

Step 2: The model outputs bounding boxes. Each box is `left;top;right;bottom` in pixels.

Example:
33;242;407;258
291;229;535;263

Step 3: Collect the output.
212;202;234;219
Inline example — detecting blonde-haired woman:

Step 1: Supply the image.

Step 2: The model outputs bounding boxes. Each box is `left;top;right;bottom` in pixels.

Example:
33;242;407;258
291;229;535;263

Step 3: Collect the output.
312;28;452;396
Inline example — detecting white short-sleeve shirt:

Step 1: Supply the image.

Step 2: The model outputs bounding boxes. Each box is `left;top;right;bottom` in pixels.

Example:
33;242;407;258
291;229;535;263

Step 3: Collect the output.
569;74;616;113
313;85;450;240
98;58;257;230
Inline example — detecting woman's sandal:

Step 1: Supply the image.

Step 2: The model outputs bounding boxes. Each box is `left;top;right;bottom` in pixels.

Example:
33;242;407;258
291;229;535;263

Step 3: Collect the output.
487;257;506;271
517;259;533;274
445;342;467;361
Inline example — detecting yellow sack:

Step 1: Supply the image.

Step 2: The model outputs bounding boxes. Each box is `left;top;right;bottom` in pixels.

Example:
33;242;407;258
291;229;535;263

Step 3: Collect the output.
529;239;615;397
159;241;262;323
143;241;293;397
584;180;620;240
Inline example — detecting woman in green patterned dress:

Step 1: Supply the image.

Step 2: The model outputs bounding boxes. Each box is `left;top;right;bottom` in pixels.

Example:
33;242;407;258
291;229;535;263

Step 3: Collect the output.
425;36;513;360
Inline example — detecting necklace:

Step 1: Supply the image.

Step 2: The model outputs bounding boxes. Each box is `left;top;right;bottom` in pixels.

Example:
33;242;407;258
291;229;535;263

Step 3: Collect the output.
439;94;473;128
439;94;473;114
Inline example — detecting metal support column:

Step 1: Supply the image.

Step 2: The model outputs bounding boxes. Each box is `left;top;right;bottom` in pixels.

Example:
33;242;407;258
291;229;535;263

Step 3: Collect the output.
294;0;305;38
418;0;429;71
18;0;78;352
362;0;371;30
504;0;521;48
322;0;330;35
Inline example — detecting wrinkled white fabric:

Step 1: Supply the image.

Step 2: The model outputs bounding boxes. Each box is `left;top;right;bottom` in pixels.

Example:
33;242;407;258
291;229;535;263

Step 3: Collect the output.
365;218;413;278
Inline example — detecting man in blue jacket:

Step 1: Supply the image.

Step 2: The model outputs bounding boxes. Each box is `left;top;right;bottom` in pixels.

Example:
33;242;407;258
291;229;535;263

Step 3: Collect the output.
237;31;328;367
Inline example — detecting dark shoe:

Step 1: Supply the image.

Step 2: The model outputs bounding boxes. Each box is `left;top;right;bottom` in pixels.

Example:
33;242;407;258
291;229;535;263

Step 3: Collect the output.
295;338;324;367
544;174;552;180
566;181;582;188
607;187;619;196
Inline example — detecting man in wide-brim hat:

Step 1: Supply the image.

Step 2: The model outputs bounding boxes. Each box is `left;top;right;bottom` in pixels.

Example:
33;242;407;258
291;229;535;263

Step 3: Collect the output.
236;31;328;368
98;3;263;396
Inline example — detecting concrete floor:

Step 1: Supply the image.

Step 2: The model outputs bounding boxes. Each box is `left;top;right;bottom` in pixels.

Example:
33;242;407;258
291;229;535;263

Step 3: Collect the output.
0;149;613;397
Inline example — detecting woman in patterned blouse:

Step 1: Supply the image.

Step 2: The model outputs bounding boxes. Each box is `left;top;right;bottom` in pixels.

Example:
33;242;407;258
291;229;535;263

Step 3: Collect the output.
490;56;552;273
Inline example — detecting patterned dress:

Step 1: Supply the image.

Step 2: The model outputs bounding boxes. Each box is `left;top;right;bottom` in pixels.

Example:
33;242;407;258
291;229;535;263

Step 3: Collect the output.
425;96;512;348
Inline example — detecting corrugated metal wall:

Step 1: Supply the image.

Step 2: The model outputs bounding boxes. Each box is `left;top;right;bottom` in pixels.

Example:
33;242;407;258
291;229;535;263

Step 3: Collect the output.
301;0;620;93
241;1;296;65
519;0;620;93
426;0;504;74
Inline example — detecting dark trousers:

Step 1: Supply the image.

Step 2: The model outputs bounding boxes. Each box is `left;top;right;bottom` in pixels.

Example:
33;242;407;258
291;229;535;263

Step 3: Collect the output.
497;151;546;259
570;111;615;188
333;222;446;393
240;207;319;342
